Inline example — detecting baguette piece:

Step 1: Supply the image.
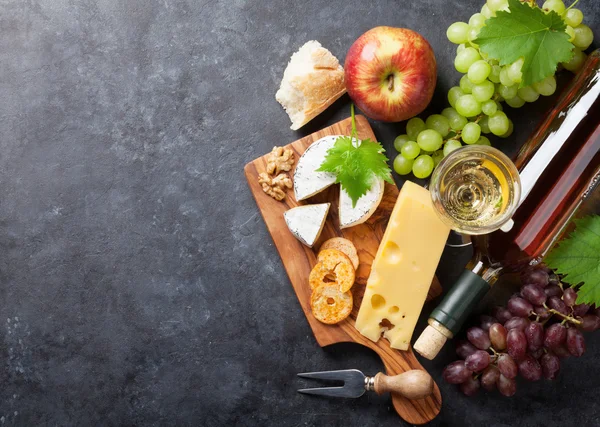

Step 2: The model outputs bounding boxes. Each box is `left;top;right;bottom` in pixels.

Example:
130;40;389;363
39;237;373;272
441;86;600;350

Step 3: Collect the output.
276;41;346;130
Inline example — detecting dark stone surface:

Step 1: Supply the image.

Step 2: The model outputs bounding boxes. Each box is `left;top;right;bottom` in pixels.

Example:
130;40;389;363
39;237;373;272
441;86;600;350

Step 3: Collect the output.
0;0;599;425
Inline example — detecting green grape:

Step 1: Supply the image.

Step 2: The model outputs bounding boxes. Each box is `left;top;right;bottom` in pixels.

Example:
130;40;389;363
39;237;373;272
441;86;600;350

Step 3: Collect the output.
468;60;492;84
517;86;540;103
481;4;494;18
443;140;463;156
460;75;474;94
488;111;510;136
432;150;444;166
505;95;526;108
426;114;451;137
496;101;503;111
455;95;482;117
499;67;515;87
461;122;481;145
563;49;587;73
455;47;482;73
573;25;594;50
533;75;557;96
467;27;480;47
412;155;435;179
417;129;444;152
487;0;508;12
406;117;427;140
566;26;576;42
457;43;467;54
448;86;465;108
481;99;498;116
499;119;514;139
401;141;421;160
565;8;583;27
489;64;502;84
447;22;470;44
469;13;486;29
499;84;518;100
443;108;468;131
507;58;524;84
542;0;565;15
476;136;492;146
472;80;495;102
479;116;491;134
394;134;411;152
442;107;459;120
393;154;414;175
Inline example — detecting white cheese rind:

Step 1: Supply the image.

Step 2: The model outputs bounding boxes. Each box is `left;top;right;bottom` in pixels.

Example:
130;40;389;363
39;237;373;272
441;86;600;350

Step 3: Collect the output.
293;136;338;201
339;178;384;229
283;203;330;247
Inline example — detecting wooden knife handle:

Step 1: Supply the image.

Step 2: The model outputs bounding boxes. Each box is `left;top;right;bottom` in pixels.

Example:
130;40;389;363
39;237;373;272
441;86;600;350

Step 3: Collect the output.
373;370;434;400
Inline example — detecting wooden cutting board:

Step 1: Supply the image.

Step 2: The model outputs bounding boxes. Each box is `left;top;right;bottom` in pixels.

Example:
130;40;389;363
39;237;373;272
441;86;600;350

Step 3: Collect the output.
244;116;442;425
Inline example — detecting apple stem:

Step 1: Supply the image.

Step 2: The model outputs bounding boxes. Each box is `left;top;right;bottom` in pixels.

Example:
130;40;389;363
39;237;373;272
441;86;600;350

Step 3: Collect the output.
387;75;394;92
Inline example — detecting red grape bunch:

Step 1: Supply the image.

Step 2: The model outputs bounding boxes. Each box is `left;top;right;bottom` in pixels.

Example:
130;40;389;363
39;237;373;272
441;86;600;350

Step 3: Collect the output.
442;265;599;397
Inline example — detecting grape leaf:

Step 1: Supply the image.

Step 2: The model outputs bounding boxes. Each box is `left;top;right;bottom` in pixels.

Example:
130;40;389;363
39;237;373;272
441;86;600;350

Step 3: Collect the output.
475;0;574;87
545;216;600;307
317;106;393;207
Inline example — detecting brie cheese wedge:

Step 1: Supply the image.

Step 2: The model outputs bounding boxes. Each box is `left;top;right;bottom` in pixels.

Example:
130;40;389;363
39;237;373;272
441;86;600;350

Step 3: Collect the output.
284;203;330;247
293;136;338;201
339;178;385;229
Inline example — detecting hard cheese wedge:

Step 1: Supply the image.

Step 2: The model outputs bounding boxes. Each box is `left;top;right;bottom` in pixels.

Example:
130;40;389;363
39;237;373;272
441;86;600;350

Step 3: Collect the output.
355;181;450;350
284;203;330;247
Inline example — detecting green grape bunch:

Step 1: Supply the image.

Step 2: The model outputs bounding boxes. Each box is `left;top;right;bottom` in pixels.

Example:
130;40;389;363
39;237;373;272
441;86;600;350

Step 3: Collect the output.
393;0;595;179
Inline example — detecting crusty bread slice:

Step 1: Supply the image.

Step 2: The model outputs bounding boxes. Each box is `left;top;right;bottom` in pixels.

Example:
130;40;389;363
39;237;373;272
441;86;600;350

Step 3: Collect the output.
276;40;346;130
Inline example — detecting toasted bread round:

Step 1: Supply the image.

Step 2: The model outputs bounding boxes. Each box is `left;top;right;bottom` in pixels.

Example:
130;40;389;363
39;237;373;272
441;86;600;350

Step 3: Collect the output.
319;238;359;270
310;284;353;324
309;249;355;292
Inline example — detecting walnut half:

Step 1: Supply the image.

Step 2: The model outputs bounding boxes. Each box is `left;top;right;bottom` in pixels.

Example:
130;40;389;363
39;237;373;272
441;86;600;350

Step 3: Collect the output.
266;146;295;175
258;172;292;201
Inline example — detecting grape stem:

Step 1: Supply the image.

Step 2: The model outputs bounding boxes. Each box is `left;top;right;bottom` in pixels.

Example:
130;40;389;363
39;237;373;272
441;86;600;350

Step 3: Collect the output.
566;0;580;12
443;113;484;144
542;304;583;325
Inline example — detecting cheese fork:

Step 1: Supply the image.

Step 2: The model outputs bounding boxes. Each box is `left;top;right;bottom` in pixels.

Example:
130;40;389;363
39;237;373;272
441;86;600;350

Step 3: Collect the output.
297;369;433;400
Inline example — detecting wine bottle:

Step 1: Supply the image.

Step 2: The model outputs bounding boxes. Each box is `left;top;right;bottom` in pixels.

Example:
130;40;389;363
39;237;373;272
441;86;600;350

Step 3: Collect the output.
414;50;600;360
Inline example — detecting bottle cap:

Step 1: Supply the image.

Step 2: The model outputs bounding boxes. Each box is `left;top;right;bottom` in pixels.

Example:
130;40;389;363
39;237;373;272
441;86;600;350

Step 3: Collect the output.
414;321;452;360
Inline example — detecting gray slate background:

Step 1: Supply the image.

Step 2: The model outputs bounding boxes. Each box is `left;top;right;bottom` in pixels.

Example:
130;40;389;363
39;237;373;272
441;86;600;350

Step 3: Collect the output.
1;0;599;426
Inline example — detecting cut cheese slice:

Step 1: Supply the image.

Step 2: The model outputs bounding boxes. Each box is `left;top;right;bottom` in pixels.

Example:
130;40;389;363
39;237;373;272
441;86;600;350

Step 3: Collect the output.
355;181;450;350
339;178;384;229
284;203;330;247
293;136;338;201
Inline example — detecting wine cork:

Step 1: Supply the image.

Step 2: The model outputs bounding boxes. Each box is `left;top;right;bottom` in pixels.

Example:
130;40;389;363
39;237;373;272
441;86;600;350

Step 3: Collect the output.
413;320;453;360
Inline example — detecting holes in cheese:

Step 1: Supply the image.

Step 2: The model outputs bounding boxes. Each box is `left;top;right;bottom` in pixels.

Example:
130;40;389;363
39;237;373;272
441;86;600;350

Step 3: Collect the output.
355;181;450;351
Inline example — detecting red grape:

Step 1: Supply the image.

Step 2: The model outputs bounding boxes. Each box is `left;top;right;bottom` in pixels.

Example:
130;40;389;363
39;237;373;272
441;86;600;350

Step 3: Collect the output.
518;354;542;381
548;296;568;315
566;327;585;357
508;297;534;317
481;365;500;391
521;268;549;288
497;374;517;397
573;303;591;317
459;375;480;396
525;321;544;351
580;315;600;332
544;323;567;349
521;284;547;306
548;274;560;287
492;306;513;324
541;352;561;379
497;353;518;379
465;350;491;372
489;323;507;350
480;315;498;332
456;340;478;359
443;361;472;384
507;329;527;360
562;287;577;307
552;344;571;359
544;284;562;298
530;347;545;359
467;327;491;350
533;305;551;321
504;317;529;331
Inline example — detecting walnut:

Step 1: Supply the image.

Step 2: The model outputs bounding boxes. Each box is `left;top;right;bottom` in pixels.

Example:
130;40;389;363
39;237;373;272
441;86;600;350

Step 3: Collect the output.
266;146;294;175
258;172;292;201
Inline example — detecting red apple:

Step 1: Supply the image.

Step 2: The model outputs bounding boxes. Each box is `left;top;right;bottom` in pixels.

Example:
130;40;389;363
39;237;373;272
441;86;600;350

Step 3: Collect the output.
344;27;437;122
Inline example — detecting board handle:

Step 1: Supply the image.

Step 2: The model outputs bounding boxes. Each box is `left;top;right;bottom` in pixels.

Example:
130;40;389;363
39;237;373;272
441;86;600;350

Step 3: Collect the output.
368;341;442;425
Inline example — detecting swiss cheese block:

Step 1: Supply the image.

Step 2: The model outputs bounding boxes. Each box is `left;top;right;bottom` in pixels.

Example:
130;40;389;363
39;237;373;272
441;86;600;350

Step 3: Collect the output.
355;181;450;350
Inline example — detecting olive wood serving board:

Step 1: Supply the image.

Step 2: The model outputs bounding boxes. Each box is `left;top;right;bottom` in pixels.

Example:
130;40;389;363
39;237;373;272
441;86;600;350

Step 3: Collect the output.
244;116;442;424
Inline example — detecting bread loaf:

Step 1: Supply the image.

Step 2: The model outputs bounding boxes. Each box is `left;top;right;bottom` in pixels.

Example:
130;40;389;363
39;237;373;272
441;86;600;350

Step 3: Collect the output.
276;41;346;130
